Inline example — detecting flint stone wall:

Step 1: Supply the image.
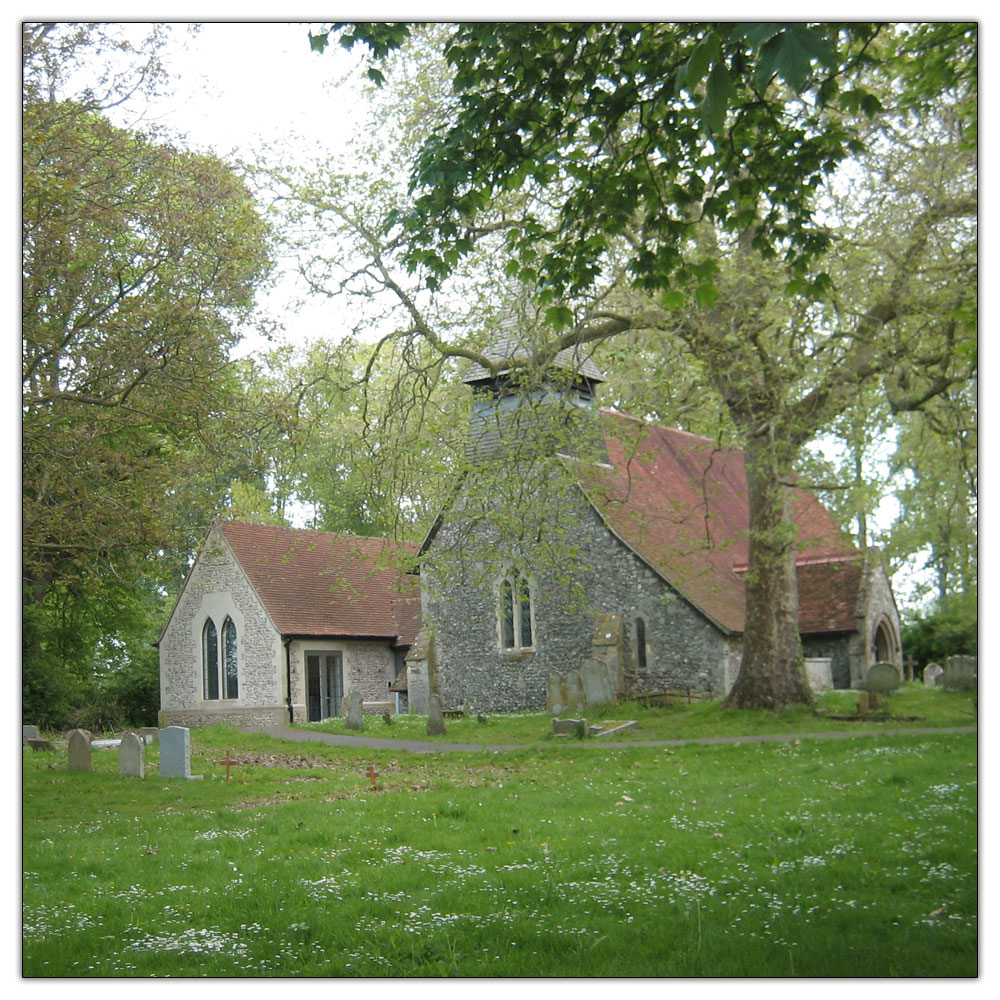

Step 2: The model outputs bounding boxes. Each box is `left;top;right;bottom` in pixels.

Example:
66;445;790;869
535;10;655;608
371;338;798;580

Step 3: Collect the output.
159;526;284;724
422;487;736;713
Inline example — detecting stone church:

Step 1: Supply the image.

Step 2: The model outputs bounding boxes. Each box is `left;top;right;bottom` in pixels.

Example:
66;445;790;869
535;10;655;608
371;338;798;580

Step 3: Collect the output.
403;340;901;714
158;340;901;725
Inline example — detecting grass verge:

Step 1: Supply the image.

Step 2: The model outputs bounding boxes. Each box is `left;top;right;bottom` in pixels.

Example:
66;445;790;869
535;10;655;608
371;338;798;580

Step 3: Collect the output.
22;714;977;977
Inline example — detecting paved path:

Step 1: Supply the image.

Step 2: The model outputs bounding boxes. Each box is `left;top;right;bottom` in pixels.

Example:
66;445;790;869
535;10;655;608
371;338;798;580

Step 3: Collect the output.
258;725;975;755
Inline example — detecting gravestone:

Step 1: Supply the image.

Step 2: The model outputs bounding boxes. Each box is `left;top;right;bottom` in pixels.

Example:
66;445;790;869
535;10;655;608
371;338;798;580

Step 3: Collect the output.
866;662;901;695
159;726;191;779
426;694;446;735
942;655;977;691
22;725;41;746
344;690;364;731
67;729;92;772
804;658;833;692
564;670;586;712
27;738;54;752
138;727;159;744
547;671;569;715
118;732;144;778
924;662;944;687
552;717;587;737
580;657;615;706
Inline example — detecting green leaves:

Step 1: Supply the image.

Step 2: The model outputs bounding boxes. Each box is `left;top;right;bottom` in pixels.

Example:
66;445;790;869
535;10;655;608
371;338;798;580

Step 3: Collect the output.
752;23;838;93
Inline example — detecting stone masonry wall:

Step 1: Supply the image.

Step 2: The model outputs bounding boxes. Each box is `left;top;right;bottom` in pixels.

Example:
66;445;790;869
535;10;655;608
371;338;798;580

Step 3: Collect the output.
286;639;398;722
422;486;734;713
159;526;285;726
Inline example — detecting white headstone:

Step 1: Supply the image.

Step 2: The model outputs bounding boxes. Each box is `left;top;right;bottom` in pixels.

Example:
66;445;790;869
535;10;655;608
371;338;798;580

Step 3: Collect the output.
804;658;833;692
159;726;191;779
924;663;944;687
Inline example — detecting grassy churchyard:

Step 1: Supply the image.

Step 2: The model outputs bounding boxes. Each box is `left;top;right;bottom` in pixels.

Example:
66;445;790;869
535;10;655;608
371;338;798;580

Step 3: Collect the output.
22;687;977;977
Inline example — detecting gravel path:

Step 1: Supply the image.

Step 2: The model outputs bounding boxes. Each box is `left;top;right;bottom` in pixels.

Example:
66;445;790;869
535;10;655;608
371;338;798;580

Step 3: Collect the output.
256;724;975;755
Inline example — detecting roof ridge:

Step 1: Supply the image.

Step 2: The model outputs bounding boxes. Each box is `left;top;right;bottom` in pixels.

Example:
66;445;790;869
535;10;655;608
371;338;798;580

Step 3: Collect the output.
218;519;416;551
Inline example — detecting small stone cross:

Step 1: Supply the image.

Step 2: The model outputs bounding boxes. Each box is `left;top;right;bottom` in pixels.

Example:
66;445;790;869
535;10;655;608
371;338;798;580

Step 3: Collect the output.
366;764;379;790
903;655;917;681
217;749;238;781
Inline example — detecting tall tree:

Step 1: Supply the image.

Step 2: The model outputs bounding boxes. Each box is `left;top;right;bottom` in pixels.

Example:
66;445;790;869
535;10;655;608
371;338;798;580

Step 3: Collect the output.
312;21;976;709
22;23;273;720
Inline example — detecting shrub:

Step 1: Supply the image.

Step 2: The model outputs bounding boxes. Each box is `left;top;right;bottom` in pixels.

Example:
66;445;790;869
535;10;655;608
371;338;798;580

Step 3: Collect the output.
901;591;978;675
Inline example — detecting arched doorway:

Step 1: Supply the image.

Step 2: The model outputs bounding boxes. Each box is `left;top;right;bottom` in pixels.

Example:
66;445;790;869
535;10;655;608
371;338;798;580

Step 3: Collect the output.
873;619;895;665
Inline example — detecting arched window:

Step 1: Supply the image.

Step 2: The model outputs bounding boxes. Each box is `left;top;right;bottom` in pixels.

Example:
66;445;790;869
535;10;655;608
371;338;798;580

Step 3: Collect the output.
222;616;239;699
498;570;534;651
635;617;648;670
202;615;239;700
202;618;219;700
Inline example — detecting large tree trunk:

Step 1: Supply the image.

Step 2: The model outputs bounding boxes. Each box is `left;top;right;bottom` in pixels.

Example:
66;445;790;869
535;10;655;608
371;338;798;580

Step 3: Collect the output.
723;431;812;710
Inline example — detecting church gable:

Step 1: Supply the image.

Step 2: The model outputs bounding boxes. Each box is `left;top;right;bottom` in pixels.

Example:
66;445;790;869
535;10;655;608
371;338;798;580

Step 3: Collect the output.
159;521;421;728
576;410;860;634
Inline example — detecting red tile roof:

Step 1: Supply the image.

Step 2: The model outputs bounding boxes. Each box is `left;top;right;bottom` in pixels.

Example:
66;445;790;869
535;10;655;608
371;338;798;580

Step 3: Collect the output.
217;521;419;643
576;411;860;634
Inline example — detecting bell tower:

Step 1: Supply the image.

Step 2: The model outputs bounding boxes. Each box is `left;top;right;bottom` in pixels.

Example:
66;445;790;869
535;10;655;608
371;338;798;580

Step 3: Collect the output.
461;337;605;463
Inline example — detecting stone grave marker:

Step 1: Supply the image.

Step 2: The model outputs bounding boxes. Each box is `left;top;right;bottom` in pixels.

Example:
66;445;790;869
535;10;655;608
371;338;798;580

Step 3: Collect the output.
552;717;587;737
942;655;977;691
564;670;586;713
804;658;833;692
866;662;901;696
138;727;159;744
547;671;569;715
344;690;364;731
67;729;92;772
27;738;54;752
159;726;191;779
924;662;944;687
22;725;41;746
426;693;446;735
580;657;614;706
118;732;145;778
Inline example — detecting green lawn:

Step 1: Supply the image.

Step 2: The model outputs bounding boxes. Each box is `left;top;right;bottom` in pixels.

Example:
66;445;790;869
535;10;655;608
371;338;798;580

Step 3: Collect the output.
22;692;977;978
295;683;977;744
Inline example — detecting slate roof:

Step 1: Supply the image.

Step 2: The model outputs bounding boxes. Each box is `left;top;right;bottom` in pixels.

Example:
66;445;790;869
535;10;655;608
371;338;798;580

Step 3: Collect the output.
575;410;862;635
217;521;420;644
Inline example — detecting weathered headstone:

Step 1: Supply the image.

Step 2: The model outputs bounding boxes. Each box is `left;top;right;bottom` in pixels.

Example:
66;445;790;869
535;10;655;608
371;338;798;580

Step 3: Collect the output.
924;662;944;687
866;662;901;695
344;690;364;731
22;725;41;746
580;657;615;706
564;670;586;713
138;727;159;744
804;658;833;692
552;717;587;737
159;726;191;779
942;655;977;691
426;694;446;735
118;732;145;778
547;670;569;715
67;729;92;772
